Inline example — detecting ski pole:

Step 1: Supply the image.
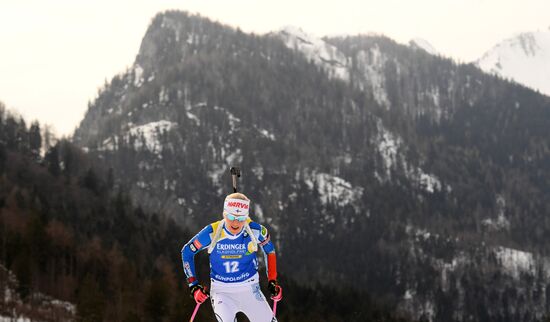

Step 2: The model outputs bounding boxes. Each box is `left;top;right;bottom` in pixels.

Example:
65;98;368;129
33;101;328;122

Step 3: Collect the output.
272;300;278;317
189;302;201;322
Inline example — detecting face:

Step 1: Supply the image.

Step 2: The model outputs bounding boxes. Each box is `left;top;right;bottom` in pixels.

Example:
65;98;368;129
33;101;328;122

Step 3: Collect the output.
224;213;247;234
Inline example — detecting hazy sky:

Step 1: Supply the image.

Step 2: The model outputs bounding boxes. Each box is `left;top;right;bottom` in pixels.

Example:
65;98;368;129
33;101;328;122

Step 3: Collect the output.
1;0;548;136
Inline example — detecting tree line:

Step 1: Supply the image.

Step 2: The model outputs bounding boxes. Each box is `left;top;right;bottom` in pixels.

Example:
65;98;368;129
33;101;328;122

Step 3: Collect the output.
0;102;413;321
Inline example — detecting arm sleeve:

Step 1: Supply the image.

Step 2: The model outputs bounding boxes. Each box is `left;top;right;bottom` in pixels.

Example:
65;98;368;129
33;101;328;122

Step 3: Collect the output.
181;225;213;287
256;224;277;281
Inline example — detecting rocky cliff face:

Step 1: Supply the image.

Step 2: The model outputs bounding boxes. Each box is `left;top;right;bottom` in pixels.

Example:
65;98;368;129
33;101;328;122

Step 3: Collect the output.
74;11;550;322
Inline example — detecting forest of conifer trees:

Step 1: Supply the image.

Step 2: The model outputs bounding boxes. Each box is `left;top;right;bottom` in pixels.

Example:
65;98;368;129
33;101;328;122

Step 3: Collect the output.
0;102;412;321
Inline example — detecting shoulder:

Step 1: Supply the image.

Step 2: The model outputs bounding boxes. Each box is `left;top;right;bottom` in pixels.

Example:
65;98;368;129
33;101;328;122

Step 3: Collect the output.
248;220;261;230
249;221;269;238
195;221;221;237
208;220;223;232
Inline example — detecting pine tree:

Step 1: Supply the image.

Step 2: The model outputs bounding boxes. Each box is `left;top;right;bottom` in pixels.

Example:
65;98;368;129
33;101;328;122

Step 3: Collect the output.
29;121;42;159
144;278;170;322
45;145;61;177
77;274;106;322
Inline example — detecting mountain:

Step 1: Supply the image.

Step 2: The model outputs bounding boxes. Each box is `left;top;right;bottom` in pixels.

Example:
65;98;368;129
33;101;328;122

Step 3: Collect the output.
409;38;438;56
0;103;404;321
74;11;550;322
476;30;550;96
276;26;350;80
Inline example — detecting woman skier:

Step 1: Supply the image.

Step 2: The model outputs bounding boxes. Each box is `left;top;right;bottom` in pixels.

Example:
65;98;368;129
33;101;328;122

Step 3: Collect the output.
181;192;282;322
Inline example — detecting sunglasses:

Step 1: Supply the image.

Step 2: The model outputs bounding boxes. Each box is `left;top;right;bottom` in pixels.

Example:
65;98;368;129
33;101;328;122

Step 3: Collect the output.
226;213;248;222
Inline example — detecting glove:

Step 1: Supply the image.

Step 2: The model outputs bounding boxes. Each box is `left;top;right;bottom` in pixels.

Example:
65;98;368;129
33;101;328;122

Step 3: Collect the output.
190;284;209;304
268;280;282;301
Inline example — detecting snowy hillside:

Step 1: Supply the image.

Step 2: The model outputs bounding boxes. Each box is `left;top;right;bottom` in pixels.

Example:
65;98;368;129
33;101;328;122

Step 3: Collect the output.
275;27;392;107
409;38;438;55
476;30;550;96
276;26;350;81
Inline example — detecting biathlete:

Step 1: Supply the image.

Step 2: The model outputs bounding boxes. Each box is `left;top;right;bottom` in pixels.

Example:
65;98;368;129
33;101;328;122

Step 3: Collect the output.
181;192;282;322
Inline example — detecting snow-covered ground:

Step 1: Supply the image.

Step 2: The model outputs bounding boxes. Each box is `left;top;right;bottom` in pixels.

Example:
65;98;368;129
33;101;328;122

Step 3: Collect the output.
1;265;75;322
354;45;391;108
212;105;241;133
375;120;446;193
278;27;443;110
494;246;535;279
276;25;391;109
376;123;401;178
128;120;176;153
304;171;363;211
277;26;349;81
98;120;177;154
133;64;144;87
482;195;510;231
409;38;438;55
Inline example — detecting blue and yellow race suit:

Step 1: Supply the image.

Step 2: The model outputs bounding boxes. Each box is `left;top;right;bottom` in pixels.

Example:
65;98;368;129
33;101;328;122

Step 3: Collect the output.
181;219;277;287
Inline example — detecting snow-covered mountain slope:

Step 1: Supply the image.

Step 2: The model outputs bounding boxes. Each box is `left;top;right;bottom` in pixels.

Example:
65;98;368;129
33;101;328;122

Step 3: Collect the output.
276;26;350;81
274;26;391;107
476;30;550;96
409;38;438;55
